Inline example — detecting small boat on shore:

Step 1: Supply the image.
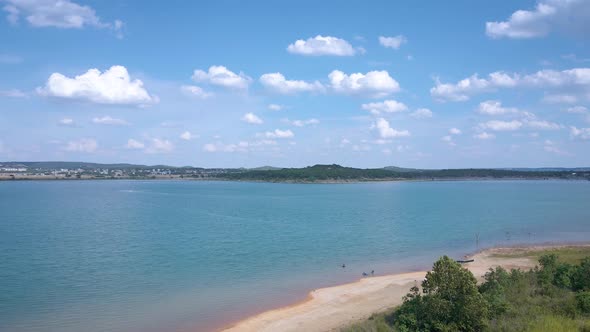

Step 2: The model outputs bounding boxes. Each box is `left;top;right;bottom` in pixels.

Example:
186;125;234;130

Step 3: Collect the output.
456;259;475;263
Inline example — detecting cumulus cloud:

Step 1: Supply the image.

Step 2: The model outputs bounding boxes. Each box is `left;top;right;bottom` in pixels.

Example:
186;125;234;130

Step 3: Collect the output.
378;35;407;49
38;65;156;105
479;120;523;131
192;66;251;90
260;72;324;94
486;0;590;39
268;103;283;111
449;128;462;135
431;67;590;102
287;35;356;56
477;100;520;115
570;126;590;139
180;131;195;141
181;85;213;99
474;132;496;140
410;108;433;119
260;129;294;139
4;0;123;35
283;118;319;127
126;139;145;149
242;112;263;124
146;138;174;154
125;138;173;153
373;118;410;138
329;70;400;97
64;138;97;152
361;99;407;115
92;116;128;126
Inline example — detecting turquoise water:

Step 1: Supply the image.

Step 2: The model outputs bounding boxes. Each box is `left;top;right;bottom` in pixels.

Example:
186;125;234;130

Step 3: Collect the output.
1;180;589;332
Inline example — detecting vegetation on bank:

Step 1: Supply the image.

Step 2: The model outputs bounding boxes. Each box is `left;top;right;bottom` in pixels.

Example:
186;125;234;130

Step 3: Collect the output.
219;164;590;182
343;248;590;332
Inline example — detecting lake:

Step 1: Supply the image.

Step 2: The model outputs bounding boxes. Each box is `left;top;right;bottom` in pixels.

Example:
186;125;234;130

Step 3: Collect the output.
1;180;589;331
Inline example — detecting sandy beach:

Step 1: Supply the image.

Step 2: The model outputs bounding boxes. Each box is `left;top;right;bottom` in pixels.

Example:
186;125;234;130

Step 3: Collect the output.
221;245;587;332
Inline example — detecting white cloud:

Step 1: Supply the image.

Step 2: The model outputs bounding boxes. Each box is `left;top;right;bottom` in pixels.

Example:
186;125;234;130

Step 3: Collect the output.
441;135;455;146
378;35;407;49
64;138;97;152
284;118;319;127
373;118;410;138
486;0;590;39
477;100;519;115
203;143;217;152
474;132;496;140
525;119;562;130
192;66;251;90
146;138;174;154
329;70;400;97
58;118;74;126
410;108;433;119
268;103;283;111
287;35;356;56
38;65;156;105
181;85;213;99
449;128;462;135
260;72;324;94
479;120;523;131
4;0;123;34
361;99;407;115
570;126;590;140
0;88;26;97
92;116;128;126
260;129;294;139
431;67;590;102
126;139;145;149
242;112;263;124
565;105;588;113
180;131;195;141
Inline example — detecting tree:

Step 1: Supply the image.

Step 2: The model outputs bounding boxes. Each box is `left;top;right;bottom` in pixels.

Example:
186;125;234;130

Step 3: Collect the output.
394;256;489;331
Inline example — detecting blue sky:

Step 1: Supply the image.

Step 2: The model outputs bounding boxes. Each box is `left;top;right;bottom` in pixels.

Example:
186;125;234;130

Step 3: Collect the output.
1;0;589;168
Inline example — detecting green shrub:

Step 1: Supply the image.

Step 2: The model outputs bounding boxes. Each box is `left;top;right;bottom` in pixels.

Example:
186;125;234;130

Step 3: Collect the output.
577;291;590;314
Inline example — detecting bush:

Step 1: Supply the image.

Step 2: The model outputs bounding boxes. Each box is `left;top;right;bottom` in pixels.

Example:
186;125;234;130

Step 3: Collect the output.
577;292;590;314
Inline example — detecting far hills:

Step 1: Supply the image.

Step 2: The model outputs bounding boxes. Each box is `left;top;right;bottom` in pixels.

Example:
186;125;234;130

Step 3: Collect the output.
1;162;589;182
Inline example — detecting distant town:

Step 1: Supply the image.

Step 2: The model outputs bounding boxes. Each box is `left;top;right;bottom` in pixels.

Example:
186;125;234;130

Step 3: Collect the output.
1;162;589;182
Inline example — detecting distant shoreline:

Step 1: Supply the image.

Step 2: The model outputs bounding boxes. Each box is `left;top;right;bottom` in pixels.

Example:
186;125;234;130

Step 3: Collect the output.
1;175;587;184
218;242;590;332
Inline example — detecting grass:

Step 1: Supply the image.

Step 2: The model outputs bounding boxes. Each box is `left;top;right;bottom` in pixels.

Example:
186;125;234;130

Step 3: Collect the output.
491;246;590;265
341;309;397;332
525;315;590;332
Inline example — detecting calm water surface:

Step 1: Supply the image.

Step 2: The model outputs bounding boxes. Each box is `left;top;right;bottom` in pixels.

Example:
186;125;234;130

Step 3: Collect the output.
1;180;589;331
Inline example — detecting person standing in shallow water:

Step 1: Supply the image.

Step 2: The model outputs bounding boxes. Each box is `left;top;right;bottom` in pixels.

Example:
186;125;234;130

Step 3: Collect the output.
371;270;374;276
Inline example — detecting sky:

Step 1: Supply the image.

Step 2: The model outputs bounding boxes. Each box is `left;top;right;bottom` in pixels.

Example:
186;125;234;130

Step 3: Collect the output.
0;0;589;168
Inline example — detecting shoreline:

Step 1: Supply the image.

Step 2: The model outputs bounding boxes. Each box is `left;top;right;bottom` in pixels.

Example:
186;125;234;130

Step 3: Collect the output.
1;176;585;184
218;242;590;332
